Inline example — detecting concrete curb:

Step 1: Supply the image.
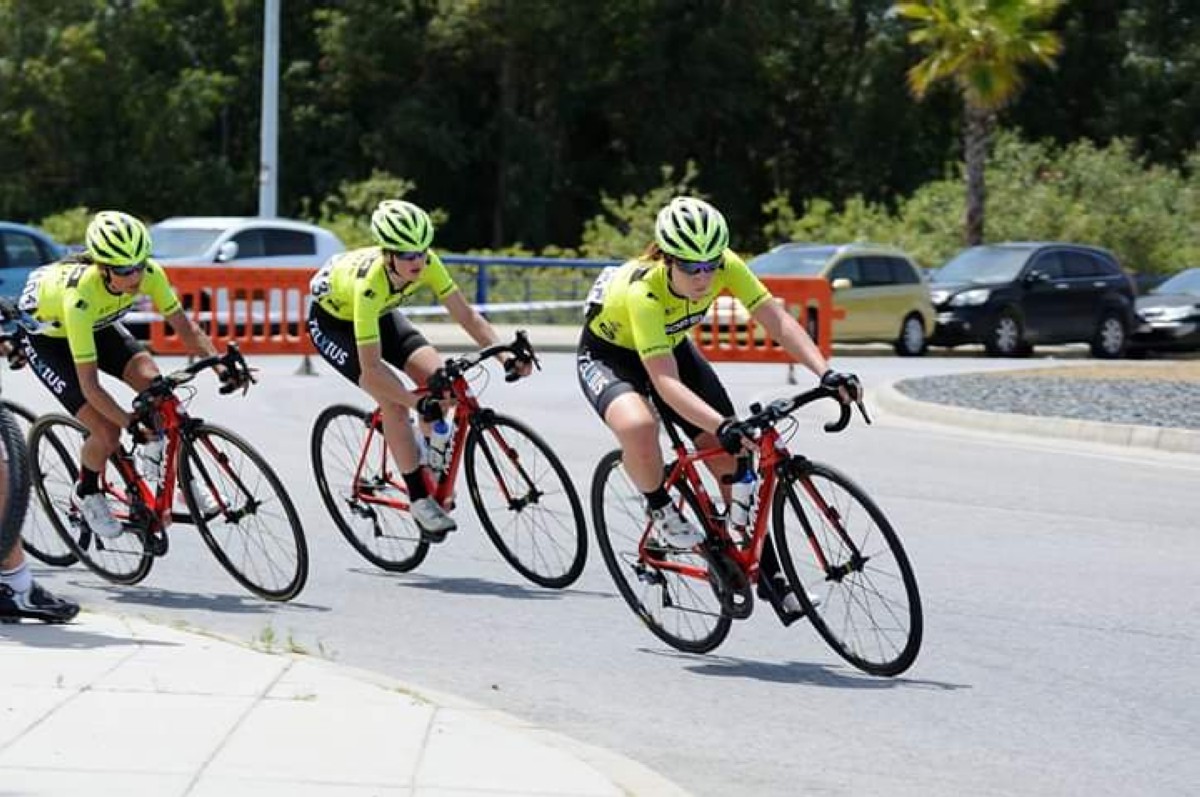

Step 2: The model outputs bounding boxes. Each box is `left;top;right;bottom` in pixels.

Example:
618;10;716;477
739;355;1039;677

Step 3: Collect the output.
874;381;1200;455
139;613;692;797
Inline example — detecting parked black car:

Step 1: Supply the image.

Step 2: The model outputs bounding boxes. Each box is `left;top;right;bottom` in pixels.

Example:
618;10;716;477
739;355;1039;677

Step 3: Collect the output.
928;243;1136;358
1129;268;1200;355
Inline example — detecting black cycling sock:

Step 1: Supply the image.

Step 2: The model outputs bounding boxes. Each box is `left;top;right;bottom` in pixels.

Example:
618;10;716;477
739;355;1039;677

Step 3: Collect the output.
644;487;671;511
78;467;101;495
403;469;429;501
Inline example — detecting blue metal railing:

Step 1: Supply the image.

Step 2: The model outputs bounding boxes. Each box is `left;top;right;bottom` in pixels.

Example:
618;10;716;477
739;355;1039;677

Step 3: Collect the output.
440;254;620;322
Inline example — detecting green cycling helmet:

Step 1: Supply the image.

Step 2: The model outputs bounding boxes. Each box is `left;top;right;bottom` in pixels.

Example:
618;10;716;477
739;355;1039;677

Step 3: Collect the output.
86;210;151;266
654;196;728;262
371;200;434;252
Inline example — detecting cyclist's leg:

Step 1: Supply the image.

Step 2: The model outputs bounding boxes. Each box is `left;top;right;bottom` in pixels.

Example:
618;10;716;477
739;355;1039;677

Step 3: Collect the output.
0;546;79;623
668;339;738;500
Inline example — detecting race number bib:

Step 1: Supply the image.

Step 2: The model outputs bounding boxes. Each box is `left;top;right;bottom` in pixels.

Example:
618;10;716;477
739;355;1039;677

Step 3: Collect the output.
584;266;618;314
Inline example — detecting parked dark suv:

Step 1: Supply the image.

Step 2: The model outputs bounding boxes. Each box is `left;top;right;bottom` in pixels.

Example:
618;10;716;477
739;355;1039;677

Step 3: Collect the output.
929;243;1136;358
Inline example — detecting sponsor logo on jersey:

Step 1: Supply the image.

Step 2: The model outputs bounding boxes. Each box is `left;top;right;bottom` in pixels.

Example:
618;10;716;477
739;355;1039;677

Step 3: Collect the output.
664;311;706;336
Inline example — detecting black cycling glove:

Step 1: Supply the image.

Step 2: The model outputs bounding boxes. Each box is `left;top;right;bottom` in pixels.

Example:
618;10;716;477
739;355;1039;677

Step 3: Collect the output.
820;369;862;401
715;418;753;454
415;394;444;422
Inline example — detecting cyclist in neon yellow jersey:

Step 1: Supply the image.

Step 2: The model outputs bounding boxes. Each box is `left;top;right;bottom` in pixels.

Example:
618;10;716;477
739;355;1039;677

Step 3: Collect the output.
15;211;251;546
578;197;861;619
307;199;531;542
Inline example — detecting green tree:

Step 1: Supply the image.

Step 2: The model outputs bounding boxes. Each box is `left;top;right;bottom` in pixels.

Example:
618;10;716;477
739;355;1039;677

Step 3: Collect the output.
894;0;1065;244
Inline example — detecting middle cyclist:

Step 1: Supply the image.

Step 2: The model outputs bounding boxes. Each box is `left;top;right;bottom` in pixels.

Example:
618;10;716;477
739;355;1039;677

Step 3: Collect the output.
306;199;531;542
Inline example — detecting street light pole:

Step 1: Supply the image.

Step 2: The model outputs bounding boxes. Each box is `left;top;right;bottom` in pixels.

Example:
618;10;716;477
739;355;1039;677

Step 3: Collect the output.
257;0;280;218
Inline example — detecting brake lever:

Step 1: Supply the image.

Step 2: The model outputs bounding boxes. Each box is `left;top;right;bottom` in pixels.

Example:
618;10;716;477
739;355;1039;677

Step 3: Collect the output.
855;398;872;425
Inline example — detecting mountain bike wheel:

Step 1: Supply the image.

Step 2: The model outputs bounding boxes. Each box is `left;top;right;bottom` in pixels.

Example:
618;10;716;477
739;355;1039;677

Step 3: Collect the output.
465;412;587;588
591;449;731;654
771;458;923;676
28;415;153;585
180;422;308;601
310;404;429;572
0;400;30;562
4;401;76;567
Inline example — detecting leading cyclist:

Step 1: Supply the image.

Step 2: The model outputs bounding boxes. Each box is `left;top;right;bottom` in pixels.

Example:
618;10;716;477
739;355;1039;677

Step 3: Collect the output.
16;210;251;542
577;196;861;618
306;199;531;542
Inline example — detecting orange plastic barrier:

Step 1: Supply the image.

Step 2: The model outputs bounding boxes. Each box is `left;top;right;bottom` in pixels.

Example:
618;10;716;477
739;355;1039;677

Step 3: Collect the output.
691;276;843;361
149;267;317;355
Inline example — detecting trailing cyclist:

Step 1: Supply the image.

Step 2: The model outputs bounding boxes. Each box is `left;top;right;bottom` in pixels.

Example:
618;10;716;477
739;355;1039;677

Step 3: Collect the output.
576;196;861;618
306;199;531;542
16;210;252;545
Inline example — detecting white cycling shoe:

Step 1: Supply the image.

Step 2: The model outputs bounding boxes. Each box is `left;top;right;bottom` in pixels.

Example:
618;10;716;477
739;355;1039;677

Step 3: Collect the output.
647;505;705;549
71;486;123;539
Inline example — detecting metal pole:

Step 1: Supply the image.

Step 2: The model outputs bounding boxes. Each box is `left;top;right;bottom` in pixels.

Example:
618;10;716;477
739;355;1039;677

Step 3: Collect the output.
257;0;280;217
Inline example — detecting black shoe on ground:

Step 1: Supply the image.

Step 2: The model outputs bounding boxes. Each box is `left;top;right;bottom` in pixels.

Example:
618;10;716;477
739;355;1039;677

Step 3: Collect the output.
0;582;80;624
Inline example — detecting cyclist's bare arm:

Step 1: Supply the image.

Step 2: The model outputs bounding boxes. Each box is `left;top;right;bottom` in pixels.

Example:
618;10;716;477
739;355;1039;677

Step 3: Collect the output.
164;308;219;359
751;300;828;379
644;354;726;435
442;292;530;375
77;361;133;428
357;341;421;410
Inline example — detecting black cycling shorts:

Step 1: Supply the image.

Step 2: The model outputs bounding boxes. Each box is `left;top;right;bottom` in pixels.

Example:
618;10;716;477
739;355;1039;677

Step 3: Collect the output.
307;304;429;385
23;324;147;416
576;327;734;441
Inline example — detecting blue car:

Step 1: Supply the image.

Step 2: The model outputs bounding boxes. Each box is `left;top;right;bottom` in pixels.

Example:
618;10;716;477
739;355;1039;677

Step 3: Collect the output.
0;222;69;298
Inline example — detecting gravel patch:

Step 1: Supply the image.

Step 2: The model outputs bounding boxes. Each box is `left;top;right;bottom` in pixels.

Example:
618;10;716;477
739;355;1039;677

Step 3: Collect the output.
895;372;1200;430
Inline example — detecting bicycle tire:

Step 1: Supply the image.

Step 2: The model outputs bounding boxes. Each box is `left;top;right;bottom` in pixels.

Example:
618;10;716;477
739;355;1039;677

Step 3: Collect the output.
28;414;153;585
591;449;731;653
310;404;429;572
180;422;309;601
0;400;30;562
465;412;587;588
3;401;77;567
771;458;923;676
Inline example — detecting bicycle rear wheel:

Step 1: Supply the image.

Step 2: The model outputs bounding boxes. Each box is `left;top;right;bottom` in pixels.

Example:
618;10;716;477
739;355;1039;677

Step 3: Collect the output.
28;415;153;585
771;458;922;676
0;400;30;562
310;404;429;572
465;412;587;588
180;422;308;601
591;449;731;653
4;401;76;566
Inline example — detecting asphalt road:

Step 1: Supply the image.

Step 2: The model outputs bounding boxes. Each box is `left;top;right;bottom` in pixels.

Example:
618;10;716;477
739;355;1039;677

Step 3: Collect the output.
8;352;1198;797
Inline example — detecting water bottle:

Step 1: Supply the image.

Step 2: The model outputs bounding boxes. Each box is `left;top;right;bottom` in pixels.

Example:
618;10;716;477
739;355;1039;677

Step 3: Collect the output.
728;466;757;531
138;432;166;484
427;418;453;475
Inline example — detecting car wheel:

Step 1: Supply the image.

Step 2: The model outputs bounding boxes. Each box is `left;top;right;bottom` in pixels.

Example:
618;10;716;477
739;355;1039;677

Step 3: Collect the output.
1090;311;1128;359
984;311;1026;357
893;313;928;357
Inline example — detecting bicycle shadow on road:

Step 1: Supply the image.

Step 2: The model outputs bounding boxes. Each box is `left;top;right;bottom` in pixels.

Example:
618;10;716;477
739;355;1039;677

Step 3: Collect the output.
661;652;967;691
370;571;575;602
92;585;330;615
0;623;178;651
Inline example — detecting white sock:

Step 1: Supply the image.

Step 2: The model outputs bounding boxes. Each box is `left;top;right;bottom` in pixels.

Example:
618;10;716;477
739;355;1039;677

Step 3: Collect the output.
1;562;33;594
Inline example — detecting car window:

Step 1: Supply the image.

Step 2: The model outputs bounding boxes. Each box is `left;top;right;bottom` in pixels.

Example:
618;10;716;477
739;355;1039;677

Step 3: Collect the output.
1;232;43;269
230;230;266;258
859;257;894;286
829;257;861;283
152;228;224;259
262;229;317;257
1064;251;1103;278
887;257;920;285
1029;251;1065;279
749;248;834;277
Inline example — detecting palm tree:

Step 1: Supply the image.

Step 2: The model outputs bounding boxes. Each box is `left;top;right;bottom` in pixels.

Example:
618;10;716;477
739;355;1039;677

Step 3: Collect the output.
894;0;1064;244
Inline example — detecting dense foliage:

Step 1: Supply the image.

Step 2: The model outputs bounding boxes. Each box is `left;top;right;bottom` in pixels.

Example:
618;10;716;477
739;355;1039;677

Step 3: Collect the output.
2;1;1196;271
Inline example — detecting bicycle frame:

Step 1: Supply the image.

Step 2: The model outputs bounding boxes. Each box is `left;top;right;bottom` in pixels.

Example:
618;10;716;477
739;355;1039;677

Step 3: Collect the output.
645;416;863;589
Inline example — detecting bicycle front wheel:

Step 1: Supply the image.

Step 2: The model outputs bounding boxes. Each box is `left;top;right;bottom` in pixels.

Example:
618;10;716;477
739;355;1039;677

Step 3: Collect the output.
771;458;923;676
28;415;152;585
180;423;308;601
591;449;731;654
4;401;76;567
0;400;30;562
310;404;429;572
465;412;587;588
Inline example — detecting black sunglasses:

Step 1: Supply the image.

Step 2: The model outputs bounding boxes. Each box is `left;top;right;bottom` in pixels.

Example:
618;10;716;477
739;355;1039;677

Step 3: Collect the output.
106;262;147;277
671;255;721;275
389;250;427;262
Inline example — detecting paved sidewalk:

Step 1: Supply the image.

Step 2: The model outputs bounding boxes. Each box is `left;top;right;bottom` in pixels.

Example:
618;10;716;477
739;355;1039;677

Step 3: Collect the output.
0;613;689;797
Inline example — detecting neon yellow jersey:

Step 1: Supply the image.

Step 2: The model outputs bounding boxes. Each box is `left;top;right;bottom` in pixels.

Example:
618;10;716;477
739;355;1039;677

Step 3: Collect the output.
311;247;459;345
27;260;181;364
585;250;771;358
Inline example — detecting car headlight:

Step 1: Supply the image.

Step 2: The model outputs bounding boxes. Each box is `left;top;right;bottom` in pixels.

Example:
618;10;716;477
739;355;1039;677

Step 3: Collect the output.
949;289;991;307
929;289;951;305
